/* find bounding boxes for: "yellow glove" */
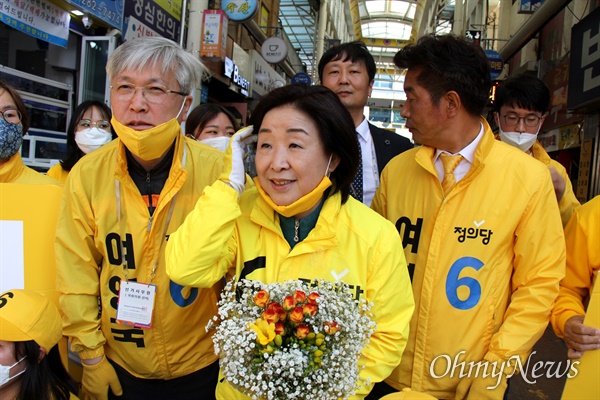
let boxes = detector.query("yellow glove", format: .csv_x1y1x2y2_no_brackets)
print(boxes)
220,126,257,196
81,356,123,400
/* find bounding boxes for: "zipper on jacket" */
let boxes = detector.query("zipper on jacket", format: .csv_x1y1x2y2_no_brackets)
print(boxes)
147,215,153,232
294,219,299,243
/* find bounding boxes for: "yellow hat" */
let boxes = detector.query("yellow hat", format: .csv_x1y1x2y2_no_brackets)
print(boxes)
0,289,62,353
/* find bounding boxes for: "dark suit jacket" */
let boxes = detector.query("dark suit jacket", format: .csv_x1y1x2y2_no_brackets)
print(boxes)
369,122,413,175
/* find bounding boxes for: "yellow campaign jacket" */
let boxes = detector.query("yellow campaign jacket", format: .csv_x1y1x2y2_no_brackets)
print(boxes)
166,180,415,399
0,152,60,184
530,141,580,227
46,163,69,183
551,195,600,337
372,120,565,400
55,134,225,379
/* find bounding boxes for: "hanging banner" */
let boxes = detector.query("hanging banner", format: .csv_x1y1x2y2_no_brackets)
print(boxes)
123,0,182,42
200,9,227,59
63,0,124,29
0,0,70,47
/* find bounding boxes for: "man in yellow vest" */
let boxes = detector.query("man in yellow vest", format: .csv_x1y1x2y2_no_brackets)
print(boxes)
371,34,565,400
493,73,580,227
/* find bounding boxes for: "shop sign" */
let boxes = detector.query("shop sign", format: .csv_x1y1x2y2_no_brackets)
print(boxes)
518,0,544,14
63,0,124,29
123,0,182,42
221,0,258,22
261,36,287,64
250,50,286,96
484,50,503,80
575,138,594,202
558,123,581,150
543,56,583,131
538,129,559,153
224,57,250,96
568,6,600,113
291,72,311,85
124,15,160,40
200,9,227,59
0,0,70,47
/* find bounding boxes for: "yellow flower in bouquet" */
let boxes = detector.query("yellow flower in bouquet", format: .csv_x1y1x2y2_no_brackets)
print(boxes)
250,319,276,346
207,279,377,400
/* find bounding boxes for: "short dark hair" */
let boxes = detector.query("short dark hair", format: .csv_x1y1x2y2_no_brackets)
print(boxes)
61,100,113,171
394,34,491,117
318,41,376,83
493,73,550,114
0,80,30,135
185,103,239,137
250,84,359,204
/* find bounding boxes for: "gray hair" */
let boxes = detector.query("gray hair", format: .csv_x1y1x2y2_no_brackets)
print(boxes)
106,37,208,93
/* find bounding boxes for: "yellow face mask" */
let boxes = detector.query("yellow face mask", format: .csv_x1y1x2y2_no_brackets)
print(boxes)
254,176,332,218
111,104,184,161
253,153,335,218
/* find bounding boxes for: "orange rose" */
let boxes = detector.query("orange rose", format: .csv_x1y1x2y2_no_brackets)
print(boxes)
261,308,278,324
303,302,318,317
295,324,310,339
308,292,320,304
294,290,307,304
266,302,286,322
274,322,285,335
283,295,296,311
289,306,304,323
253,290,270,308
324,321,341,335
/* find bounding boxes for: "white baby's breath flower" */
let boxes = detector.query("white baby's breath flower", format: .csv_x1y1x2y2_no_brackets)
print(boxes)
207,278,375,400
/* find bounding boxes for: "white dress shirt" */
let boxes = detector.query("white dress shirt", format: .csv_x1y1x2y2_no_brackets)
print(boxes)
356,118,379,206
434,123,484,183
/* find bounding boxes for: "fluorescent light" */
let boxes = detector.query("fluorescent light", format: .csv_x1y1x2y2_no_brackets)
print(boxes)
71,10,84,16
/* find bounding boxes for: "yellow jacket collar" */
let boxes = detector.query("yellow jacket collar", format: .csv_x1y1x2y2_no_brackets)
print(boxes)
0,152,25,183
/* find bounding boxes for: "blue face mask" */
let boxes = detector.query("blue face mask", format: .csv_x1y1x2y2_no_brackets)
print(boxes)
0,119,23,159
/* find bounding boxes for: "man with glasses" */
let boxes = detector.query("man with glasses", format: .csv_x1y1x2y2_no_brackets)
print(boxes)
55,37,225,399
0,81,60,184
494,73,580,226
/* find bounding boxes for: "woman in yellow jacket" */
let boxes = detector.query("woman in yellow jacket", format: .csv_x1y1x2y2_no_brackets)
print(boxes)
0,81,60,185
46,100,114,183
166,84,414,399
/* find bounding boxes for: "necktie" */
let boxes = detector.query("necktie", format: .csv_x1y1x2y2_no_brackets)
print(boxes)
440,153,463,195
351,139,363,202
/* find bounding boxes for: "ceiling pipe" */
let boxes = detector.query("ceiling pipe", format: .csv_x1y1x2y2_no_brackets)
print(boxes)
498,0,571,62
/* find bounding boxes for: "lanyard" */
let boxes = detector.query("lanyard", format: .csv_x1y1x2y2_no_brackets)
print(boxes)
115,145,187,283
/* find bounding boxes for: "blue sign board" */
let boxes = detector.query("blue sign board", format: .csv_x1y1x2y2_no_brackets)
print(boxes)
485,50,503,80
64,0,124,29
291,72,312,85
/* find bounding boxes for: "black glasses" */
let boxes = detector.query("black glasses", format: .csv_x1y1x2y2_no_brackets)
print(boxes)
502,114,542,128
78,119,111,130
1,109,22,125
110,83,187,104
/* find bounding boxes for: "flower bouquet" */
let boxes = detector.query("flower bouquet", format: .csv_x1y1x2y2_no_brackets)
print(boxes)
207,279,377,400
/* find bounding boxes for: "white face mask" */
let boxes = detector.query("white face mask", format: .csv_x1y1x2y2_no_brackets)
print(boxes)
75,127,112,154
0,356,26,387
199,136,230,152
498,127,539,152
